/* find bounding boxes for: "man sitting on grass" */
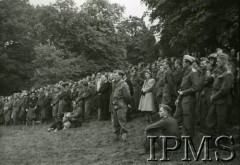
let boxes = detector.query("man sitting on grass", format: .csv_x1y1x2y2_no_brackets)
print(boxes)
62,101,82,129
47,101,82,132
141,104,180,154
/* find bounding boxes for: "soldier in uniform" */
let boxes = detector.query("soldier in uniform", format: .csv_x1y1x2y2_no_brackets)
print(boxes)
196,58,214,131
206,53,234,137
109,72,117,123
11,93,20,125
62,101,83,129
162,61,174,107
58,83,71,117
81,80,92,119
41,89,52,124
173,59,183,98
111,71,131,142
155,65,164,108
36,88,45,122
130,68,142,112
208,53,218,73
4,96,12,125
0,96,4,124
19,91,29,125
174,55,199,137
26,92,38,125
51,86,60,123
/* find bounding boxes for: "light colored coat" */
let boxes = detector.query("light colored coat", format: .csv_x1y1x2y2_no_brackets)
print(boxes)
138,78,156,112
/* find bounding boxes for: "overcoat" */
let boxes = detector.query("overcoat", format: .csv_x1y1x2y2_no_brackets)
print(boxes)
98,81,111,120
130,74,142,110
51,93,59,118
4,101,12,123
138,78,156,112
12,99,20,119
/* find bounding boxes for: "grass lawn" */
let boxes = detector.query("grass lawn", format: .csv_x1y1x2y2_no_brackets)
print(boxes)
0,116,239,165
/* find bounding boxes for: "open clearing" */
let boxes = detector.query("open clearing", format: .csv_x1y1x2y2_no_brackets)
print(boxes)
0,116,239,165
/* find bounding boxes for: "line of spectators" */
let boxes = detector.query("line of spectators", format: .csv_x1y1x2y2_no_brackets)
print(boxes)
0,48,239,140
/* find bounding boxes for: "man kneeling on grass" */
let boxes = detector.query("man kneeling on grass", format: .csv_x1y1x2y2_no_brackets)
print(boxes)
47,101,82,132
140,104,180,154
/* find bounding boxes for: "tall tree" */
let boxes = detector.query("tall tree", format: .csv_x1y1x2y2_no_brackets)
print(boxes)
0,0,36,95
142,0,239,56
118,16,157,64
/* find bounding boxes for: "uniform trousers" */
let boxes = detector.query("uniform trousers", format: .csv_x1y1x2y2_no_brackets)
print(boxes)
113,107,128,135
174,95,196,137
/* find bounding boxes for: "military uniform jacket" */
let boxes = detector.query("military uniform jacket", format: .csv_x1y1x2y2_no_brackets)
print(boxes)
12,99,20,112
211,69,233,105
82,86,92,100
178,67,199,99
173,68,183,96
130,74,142,87
51,93,59,107
112,80,131,109
162,69,174,94
156,71,164,96
70,106,82,120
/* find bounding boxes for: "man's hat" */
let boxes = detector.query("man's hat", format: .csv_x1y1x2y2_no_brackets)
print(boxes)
208,53,218,59
183,55,195,63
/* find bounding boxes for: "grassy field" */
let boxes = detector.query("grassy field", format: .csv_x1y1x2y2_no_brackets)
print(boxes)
0,115,239,165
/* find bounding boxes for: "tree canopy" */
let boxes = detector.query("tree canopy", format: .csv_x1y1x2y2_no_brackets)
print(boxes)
142,0,239,56
0,0,157,95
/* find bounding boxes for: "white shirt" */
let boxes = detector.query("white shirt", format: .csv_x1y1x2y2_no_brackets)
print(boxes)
96,79,102,91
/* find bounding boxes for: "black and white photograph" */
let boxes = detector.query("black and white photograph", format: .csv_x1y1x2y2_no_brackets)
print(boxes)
0,0,239,164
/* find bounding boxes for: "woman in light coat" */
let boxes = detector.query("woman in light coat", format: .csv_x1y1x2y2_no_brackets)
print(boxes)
139,70,156,122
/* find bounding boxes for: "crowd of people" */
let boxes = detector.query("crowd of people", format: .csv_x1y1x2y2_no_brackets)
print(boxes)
0,47,239,145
